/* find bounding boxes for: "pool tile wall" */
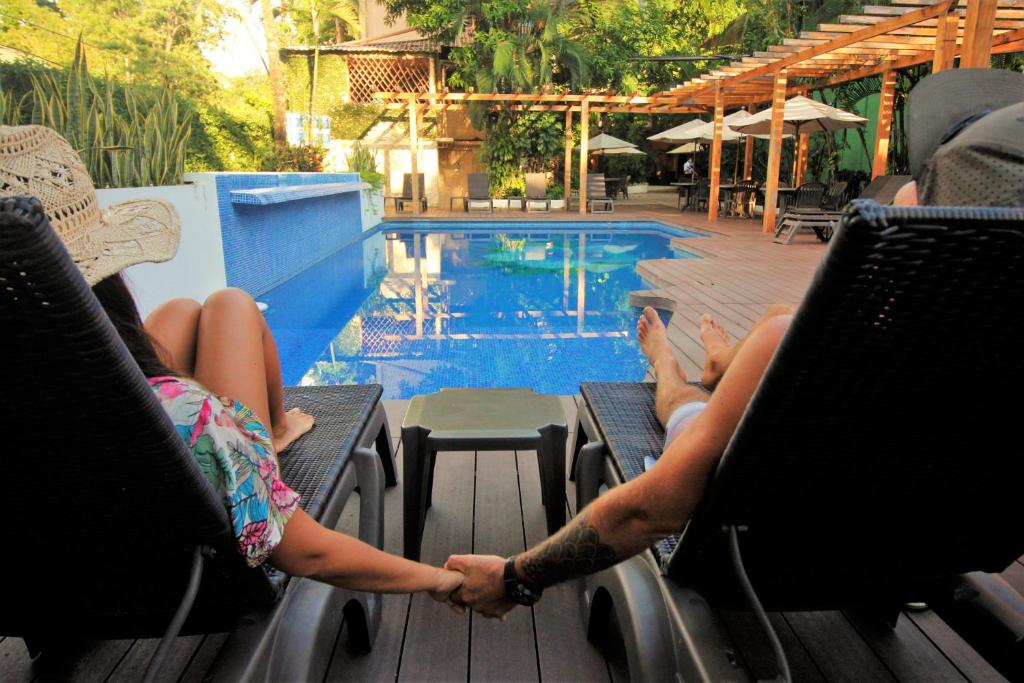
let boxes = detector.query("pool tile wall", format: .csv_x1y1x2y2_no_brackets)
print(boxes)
215,173,364,296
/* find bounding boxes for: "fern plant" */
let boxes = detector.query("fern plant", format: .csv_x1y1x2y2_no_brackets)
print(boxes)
346,142,384,191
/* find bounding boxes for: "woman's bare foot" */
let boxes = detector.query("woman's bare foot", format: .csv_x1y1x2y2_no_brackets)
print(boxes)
273,408,315,453
699,314,734,389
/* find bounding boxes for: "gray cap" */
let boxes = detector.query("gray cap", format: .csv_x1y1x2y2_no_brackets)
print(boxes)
908,69,1024,179
918,100,1024,207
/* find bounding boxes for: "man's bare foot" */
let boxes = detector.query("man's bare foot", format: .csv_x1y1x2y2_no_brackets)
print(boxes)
636,307,689,383
273,408,315,453
699,314,733,389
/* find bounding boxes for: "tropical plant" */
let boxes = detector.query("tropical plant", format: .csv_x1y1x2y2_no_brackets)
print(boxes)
346,142,384,191
258,0,290,147
26,40,192,187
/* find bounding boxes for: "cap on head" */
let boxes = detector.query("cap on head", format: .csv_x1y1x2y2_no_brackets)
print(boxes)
908,69,1024,180
918,100,1024,207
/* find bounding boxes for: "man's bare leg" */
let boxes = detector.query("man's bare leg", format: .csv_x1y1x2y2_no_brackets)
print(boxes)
636,307,708,427
700,304,795,389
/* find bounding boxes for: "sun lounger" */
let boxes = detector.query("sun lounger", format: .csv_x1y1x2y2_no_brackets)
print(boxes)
0,196,397,681
587,174,613,213
465,173,493,213
774,175,910,244
572,201,1024,681
524,173,551,212
394,173,427,212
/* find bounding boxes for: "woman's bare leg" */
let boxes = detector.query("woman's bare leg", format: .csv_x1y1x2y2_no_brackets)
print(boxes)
144,297,202,375
636,307,708,427
191,288,314,453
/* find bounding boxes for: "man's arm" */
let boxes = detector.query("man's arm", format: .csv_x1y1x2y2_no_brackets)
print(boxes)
447,314,790,619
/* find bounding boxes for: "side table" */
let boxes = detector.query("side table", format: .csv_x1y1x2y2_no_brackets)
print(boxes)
401,388,568,561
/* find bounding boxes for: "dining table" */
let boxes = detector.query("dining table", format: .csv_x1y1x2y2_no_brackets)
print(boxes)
603,177,626,199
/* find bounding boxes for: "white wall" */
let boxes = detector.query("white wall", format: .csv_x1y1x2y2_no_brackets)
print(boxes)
97,178,226,320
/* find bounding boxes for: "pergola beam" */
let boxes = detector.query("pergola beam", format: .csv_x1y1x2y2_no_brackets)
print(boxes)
708,84,725,221
763,70,788,233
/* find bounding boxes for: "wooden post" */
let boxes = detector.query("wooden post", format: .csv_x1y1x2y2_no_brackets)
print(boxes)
871,70,897,179
409,99,420,216
795,132,810,186
961,0,997,68
428,58,437,94
579,99,589,215
743,103,756,179
933,11,959,73
763,69,788,233
564,109,573,212
708,84,725,222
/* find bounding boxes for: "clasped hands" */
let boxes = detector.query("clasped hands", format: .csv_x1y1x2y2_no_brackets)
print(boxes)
427,554,518,621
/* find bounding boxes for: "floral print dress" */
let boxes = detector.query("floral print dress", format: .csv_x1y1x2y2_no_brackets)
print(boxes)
149,376,300,567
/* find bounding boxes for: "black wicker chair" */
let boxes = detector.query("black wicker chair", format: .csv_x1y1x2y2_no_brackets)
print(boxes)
774,177,911,245
0,196,397,682
395,173,427,212
572,202,1024,681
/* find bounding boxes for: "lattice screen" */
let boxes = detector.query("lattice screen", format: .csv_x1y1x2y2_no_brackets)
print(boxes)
347,55,431,103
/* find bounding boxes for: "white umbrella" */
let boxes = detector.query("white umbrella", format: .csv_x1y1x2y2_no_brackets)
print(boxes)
667,142,701,154
729,95,867,136
647,119,705,142
592,146,646,156
577,133,638,151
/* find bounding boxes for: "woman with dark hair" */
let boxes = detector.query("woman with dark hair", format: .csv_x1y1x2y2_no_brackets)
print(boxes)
2,125,462,601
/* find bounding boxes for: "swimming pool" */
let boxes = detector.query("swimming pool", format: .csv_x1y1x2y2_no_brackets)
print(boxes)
261,221,703,399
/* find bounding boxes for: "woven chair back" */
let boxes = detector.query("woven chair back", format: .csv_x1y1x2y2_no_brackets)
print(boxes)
401,173,426,199
792,182,826,209
0,196,277,638
670,202,1024,609
468,173,490,199
587,174,608,199
821,180,848,210
525,173,547,199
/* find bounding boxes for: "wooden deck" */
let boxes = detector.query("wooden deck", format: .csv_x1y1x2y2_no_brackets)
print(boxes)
1,192,1014,681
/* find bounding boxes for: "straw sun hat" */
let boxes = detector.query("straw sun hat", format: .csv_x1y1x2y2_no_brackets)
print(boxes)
0,125,181,286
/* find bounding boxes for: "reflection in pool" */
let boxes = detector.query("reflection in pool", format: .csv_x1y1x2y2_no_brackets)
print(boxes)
262,225,701,399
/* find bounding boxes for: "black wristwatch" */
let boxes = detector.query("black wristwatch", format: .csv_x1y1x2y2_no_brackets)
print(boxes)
504,556,543,606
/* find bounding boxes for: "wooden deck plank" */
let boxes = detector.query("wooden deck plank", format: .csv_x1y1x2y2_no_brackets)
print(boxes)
469,451,539,682
397,451,476,682
905,610,1007,682
32,639,133,683
719,610,827,682
844,611,968,682
176,633,230,683
327,436,410,682
105,635,205,683
517,450,611,683
783,611,898,683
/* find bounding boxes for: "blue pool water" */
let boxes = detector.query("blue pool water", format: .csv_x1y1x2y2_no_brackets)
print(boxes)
262,221,703,399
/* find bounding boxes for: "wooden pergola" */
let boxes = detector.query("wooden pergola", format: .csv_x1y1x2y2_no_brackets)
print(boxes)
375,0,1022,227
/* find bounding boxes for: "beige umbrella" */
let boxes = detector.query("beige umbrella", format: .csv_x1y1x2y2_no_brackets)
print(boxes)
729,95,867,136
647,119,706,142
667,142,701,154
576,133,638,151
592,146,646,156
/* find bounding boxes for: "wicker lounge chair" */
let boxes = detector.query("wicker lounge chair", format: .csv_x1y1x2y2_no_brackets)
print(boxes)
587,174,613,213
395,173,427,212
774,176,910,245
572,202,1024,682
524,173,551,212
0,196,398,682
465,173,493,213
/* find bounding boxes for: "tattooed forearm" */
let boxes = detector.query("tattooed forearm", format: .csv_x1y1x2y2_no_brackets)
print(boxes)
519,512,617,590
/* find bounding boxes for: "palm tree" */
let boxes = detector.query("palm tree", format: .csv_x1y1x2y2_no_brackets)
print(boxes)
258,0,289,148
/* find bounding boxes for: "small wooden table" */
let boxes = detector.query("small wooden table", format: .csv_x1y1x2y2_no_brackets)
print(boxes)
401,388,568,561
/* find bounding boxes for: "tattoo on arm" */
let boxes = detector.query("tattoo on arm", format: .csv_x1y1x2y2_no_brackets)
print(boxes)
519,512,617,590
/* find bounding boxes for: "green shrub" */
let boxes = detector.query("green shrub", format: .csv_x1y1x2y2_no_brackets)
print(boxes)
329,102,387,139
346,142,385,191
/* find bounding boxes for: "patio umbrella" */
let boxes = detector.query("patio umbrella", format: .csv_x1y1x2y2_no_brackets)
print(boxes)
647,119,705,142
576,133,638,152
592,147,646,155
729,95,867,136
667,142,701,154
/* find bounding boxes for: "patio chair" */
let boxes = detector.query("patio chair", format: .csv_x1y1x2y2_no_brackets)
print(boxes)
725,179,760,217
0,196,398,682
587,174,614,213
774,176,909,244
396,173,427,213
691,178,711,212
572,201,1024,682
524,173,551,212
465,173,493,213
